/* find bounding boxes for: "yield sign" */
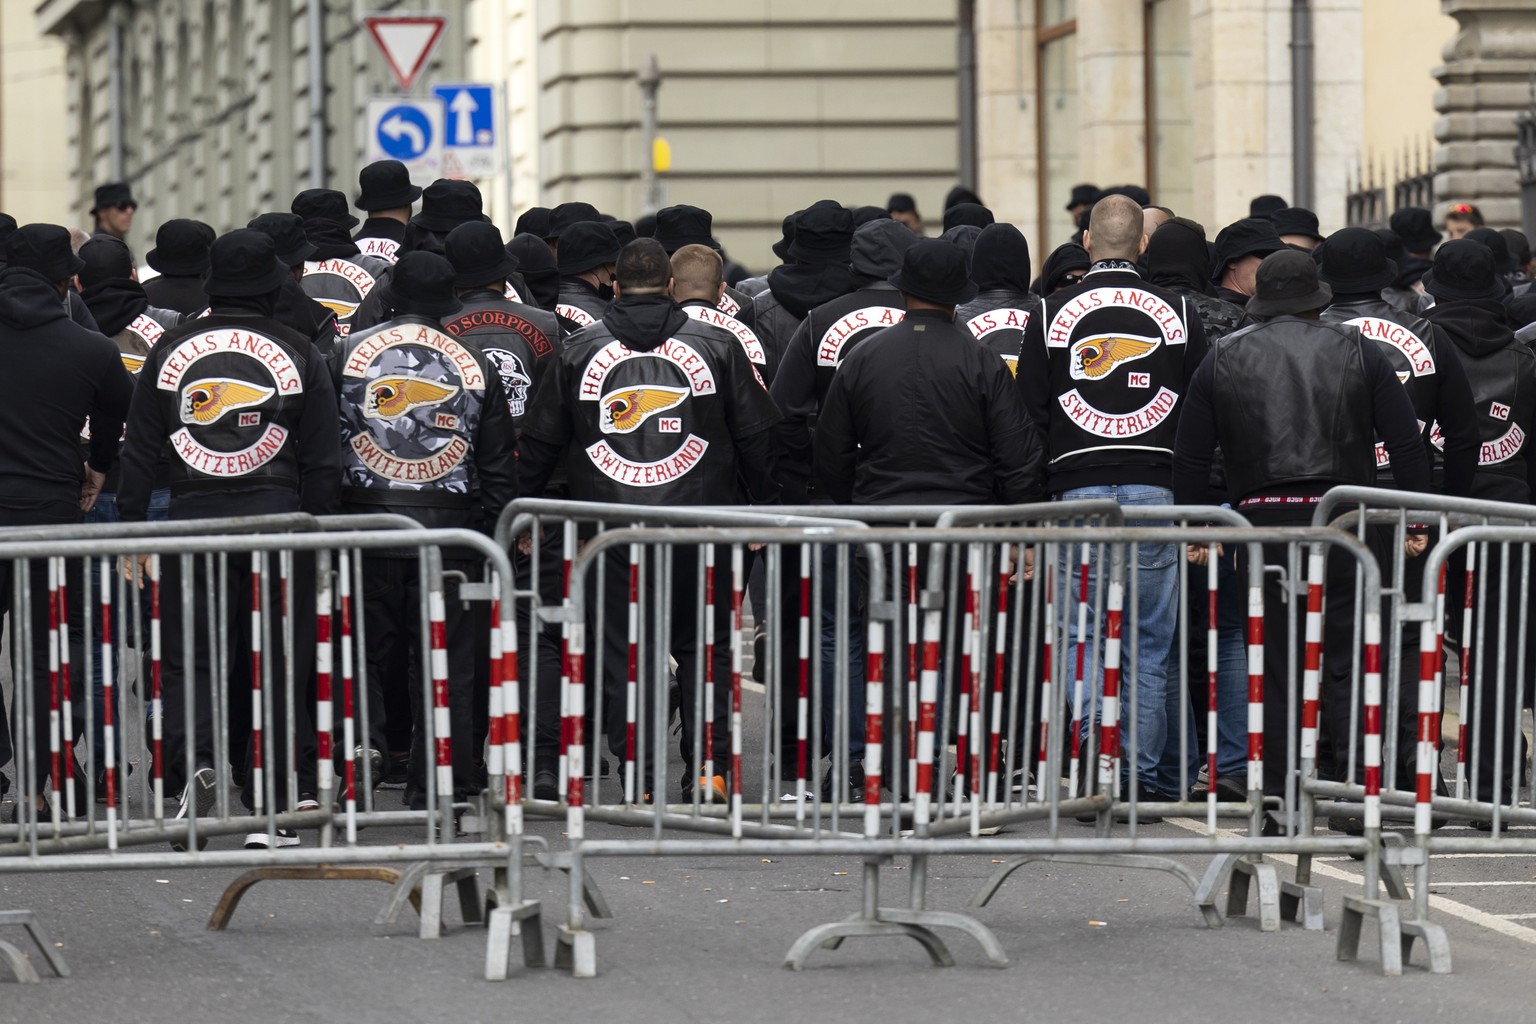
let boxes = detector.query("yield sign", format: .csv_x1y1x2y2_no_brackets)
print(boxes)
364,12,447,91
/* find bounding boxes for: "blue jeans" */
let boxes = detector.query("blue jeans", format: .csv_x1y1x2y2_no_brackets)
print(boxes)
87,489,169,766
1055,485,1177,793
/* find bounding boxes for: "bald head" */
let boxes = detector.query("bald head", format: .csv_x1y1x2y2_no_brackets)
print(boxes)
1084,194,1148,261
669,243,725,304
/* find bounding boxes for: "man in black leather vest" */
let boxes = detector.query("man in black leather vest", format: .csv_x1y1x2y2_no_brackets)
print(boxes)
1173,250,1431,818
352,159,420,264
554,221,620,334
956,222,1036,376
119,230,342,850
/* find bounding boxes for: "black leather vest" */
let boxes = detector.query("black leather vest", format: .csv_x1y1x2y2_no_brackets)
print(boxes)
441,293,556,428
301,254,392,339
1434,340,1535,492
1321,297,1440,475
1212,317,1375,499
957,290,1037,376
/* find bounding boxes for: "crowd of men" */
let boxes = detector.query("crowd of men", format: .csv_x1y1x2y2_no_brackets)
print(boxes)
3,163,1534,846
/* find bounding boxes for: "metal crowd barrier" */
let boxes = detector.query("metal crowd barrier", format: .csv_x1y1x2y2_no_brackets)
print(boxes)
0,515,543,982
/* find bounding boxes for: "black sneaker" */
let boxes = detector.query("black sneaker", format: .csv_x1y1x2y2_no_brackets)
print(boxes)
820,764,868,804
243,828,299,849
533,770,560,802
171,767,218,852
752,628,767,684
352,746,385,793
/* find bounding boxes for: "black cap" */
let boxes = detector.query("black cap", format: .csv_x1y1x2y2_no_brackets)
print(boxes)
445,221,519,288
1245,249,1332,317
850,205,887,227
77,236,135,288
1101,184,1152,207
546,202,602,241
654,205,719,253
942,202,994,232
890,239,977,306
1465,227,1517,274
1500,229,1532,267
887,192,917,215
146,218,215,276
90,182,137,214
1211,218,1285,283
1066,184,1100,210
355,159,421,212
203,229,290,298
1316,227,1397,294
556,221,621,275
1270,206,1323,243
1423,239,1503,302
1248,194,1288,219
411,179,485,234
944,185,983,210
513,207,551,238
292,188,360,229
609,220,638,247
850,218,919,279
380,251,462,318
4,224,85,280
633,213,657,238
247,212,317,266
788,200,853,264
771,212,796,262
1389,207,1442,253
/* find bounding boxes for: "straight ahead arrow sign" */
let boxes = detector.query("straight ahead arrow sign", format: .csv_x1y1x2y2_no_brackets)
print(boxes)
448,89,478,146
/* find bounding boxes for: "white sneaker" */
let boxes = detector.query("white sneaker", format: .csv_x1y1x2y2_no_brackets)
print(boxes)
244,829,300,849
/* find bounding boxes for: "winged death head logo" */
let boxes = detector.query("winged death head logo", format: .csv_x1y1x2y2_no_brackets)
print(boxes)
1069,334,1159,379
121,352,146,375
180,378,275,425
364,376,460,420
316,297,361,319
600,385,689,434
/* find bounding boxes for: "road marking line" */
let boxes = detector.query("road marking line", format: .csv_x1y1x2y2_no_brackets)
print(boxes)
1167,817,1536,948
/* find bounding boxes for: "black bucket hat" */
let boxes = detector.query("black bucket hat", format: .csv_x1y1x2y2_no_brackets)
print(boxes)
850,218,919,279
77,236,135,288
1245,249,1332,317
1248,194,1288,219
1389,207,1442,253
556,221,621,275
546,202,602,241
1465,227,1518,274
609,220,638,247
202,230,290,298
770,212,796,262
411,179,486,233
146,218,216,276
788,200,853,264
292,188,360,229
1211,218,1285,283
1065,184,1100,210
355,159,421,212
90,182,137,215
5,224,85,280
380,251,462,318
247,212,317,266
1271,206,1324,243
889,238,977,306
942,202,994,232
445,221,519,288
514,207,552,239
654,205,719,253
1422,239,1504,302
1317,227,1396,294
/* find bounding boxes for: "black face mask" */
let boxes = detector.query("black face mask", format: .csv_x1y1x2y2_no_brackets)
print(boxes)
595,270,615,302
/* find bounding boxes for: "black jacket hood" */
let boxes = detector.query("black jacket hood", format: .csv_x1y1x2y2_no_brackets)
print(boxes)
970,223,1031,293
603,294,688,352
766,263,860,320
80,277,150,337
1035,243,1092,296
1145,220,1212,295
0,267,70,330
302,217,362,260
507,233,559,312
1425,296,1515,359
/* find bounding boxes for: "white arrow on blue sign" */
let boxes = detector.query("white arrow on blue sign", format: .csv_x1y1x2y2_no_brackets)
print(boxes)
365,97,444,179
432,83,500,177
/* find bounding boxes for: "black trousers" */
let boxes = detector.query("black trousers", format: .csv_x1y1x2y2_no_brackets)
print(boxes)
160,550,317,811
1456,543,1536,803
0,505,86,790
535,544,733,792
360,556,479,802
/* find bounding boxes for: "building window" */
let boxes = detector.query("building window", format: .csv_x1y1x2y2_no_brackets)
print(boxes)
1036,0,1078,249
1145,0,1193,221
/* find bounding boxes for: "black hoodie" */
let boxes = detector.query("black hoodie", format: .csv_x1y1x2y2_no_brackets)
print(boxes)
1033,243,1090,296
1146,221,1250,343
1424,296,1536,502
507,233,559,313
957,224,1038,375
301,217,363,261
518,294,780,505
79,277,151,338
0,267,134,515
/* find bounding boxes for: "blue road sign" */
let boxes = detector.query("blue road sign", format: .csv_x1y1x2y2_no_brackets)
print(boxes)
433,84,495,148
374,102,436,161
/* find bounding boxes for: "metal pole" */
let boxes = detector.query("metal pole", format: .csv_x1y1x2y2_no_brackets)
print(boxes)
638,54,661,216
1289,0,1315,210
107,1,127,182
307,0,327,189
957,0,978,190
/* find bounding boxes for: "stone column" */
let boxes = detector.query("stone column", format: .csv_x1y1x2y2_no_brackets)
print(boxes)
1075,0,1146,189
975,0,1039,248
1434,0,1536,228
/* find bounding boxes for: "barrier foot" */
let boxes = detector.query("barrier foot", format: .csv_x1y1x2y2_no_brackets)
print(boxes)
1400,918,1453,974
0,910,69,978
1338,895,1405,976
483,898,546,980
1224,857,1282,932
531,849,614,920
978,853,1223,929
1378,833,1411,900
208,866,419,931
418,868,483,939
554,925,597,978
1278,880,1325,931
